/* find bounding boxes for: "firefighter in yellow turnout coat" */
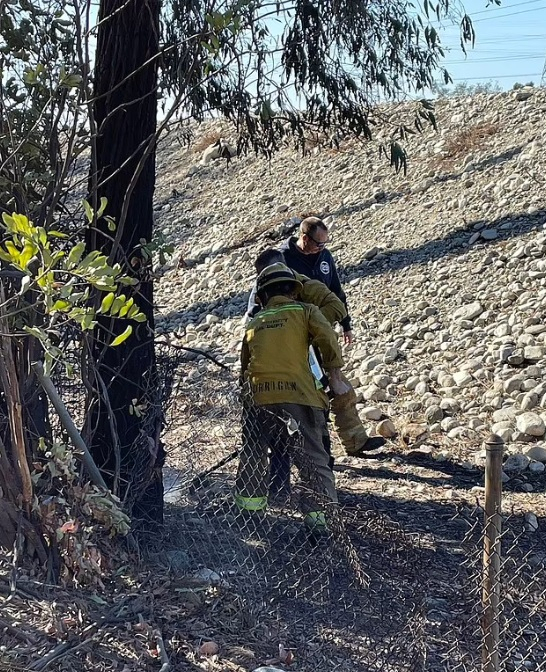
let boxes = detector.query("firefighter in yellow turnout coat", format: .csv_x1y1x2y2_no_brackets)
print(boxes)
236,263,348,533
247,248,385,456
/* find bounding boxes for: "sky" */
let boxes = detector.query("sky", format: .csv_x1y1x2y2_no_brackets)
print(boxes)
430,0,546,89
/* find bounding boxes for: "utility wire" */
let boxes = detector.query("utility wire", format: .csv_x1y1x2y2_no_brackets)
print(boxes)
473,6,546,23
445,55,544,63
471,0,546,17
422,4,546,26
450,72,540,81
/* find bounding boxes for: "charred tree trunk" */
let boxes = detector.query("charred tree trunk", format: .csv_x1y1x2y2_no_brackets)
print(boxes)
88,0,163,525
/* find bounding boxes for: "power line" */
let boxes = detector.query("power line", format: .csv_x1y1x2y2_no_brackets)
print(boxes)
445,55,544,64
450,72,540,81
422,3,546,27
472,6,546,23
471,0,546,17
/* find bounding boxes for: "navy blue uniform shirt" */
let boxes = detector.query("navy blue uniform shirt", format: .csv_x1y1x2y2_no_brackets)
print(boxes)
279,236,351,332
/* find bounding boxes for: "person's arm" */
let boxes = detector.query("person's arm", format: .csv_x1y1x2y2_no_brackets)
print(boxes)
299,278,347,325
307,305,351,394
327,253,352,333
327,253,353,342
306,304,344,370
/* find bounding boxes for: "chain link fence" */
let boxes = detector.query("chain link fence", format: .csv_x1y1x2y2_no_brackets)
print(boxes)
440,509,546,672
156,343,546,672
35,340,546,670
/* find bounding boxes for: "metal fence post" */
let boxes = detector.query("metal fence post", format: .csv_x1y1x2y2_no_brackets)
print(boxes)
482,433,503,672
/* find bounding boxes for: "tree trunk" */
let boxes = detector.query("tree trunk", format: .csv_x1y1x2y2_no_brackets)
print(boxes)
88,0,163,525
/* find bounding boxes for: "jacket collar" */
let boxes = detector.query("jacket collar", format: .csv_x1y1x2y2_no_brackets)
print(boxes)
287,236,323,264
264,295,299,308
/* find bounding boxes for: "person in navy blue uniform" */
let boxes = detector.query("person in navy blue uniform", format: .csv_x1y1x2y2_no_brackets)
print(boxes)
279,217,353,345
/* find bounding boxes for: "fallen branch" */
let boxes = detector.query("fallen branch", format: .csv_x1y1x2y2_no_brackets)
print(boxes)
155,338,229,370
30,601,135,672
31,634,100,672
31,361,108,491
0,617,40,645
190,448,239,488
154,630,172,672
30,641,72,671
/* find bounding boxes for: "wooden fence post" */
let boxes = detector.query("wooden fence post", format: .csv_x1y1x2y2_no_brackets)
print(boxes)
482,433,503,672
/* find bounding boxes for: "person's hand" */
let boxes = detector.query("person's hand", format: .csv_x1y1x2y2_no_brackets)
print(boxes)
329,377,351,396
328,368,351,396
343,330,354,345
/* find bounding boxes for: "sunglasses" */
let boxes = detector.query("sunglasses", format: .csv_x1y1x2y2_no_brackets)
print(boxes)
305,232,327,249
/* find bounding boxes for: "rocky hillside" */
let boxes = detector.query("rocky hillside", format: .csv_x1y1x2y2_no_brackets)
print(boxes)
154,86,546,486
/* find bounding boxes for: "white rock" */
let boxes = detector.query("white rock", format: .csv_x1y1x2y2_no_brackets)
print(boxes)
453,302,483,321
492,408,516,423
383,347,399,364
361,406,383,421
363,385,387,402
425,405,443,423
440,398,460,415
376,419,397,438
516,412,546,437
453,371,473,387
405,376,420,391
362,356,383,372
524,345,544,362
504,377,523,394
514,87,534,102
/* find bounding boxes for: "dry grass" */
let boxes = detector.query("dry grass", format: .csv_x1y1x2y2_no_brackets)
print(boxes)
435,122,499,168
193,130,223,153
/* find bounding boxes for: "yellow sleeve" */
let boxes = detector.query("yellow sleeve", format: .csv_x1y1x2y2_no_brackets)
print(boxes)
306,304,344,369
299,278,347,325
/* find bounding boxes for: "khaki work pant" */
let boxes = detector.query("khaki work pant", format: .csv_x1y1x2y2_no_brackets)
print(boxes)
235,403,337,514
330,374,370,454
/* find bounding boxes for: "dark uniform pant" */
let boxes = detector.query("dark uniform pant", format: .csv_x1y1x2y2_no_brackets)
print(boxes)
235,403,337,515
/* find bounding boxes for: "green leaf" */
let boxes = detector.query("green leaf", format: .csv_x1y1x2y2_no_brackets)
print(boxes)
83,199,94,223
118,297,134,317
97,196,108,218
24,325,48,340
111,326,132,347
110,295,126,315
100,292,115,313
118,276,138,286
67,241,86,269
52,299,71,312
82,313,96,330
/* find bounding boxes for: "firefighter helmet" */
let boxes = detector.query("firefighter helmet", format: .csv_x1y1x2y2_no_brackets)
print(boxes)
256,262,303,294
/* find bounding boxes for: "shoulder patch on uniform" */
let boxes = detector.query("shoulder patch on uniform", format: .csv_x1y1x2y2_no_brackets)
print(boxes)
320,260,330,275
